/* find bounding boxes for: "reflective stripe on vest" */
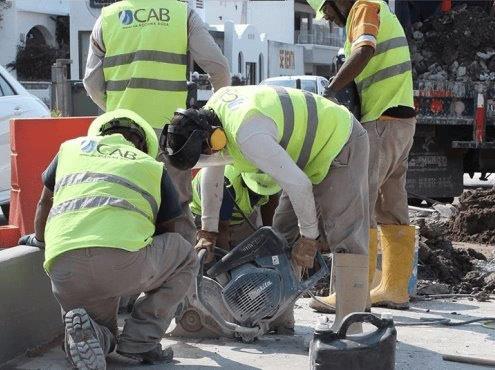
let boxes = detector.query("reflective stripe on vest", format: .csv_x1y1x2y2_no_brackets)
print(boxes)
270,87,319,169
344,0,414,122
205,86,352,184
49,195,150,221
101,0,188,128
54,171,159,218
103,50,188,68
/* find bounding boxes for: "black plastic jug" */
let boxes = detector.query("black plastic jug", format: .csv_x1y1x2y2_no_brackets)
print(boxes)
310,313,397,370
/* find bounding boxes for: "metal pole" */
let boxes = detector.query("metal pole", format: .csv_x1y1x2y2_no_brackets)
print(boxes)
51,59,72,116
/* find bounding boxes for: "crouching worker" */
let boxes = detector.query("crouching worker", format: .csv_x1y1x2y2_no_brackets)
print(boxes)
190,165,280,252
161,85,370,333
19,109,197,370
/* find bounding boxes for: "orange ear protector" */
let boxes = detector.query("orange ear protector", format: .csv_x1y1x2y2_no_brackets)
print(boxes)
174,108,227,151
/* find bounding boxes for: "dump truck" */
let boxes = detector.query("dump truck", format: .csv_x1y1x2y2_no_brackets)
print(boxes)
406,80,495,203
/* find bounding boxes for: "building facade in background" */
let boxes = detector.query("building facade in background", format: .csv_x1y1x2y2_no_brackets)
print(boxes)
0,0,69,76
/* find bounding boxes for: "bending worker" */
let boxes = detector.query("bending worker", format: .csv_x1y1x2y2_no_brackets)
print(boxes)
308,0,416,310
19,110,197,370
191,166,280,252
83,0,231,244
161,85,370,333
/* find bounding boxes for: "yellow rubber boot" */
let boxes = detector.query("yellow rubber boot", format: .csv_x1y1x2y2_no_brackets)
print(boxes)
370,225,415,309
309,229,378,313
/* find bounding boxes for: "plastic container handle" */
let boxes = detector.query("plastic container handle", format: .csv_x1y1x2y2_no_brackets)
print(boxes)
337,313,390,338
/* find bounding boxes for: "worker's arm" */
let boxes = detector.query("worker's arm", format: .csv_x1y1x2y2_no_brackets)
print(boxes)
188,9,231,90
200,165,226,233
327,0,379,96
155,170,183,235
237,117,319,239
83,16,106,110
34,186,53,242
327,46,374,96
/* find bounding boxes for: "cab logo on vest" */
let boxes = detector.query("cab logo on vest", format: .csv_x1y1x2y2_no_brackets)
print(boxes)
118,8,171,28
119,10,134,26
96,144,138,160
80,139,97,153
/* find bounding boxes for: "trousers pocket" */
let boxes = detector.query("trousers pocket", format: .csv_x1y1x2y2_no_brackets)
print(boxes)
331,144,350,168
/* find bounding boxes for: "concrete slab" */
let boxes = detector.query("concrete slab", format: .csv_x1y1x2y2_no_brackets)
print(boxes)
3,298,494,369
0,246,63,365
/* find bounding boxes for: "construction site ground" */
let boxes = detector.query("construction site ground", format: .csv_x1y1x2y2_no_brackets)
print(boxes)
2,296,494,370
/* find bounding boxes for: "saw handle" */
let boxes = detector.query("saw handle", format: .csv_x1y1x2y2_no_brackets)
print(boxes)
297,251,329,294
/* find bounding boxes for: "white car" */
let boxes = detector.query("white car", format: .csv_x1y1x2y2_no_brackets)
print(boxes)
0,65,50,217
260,75,329,96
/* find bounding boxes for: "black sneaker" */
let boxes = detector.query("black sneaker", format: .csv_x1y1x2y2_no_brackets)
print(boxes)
117,344,174,364
65,308,106,370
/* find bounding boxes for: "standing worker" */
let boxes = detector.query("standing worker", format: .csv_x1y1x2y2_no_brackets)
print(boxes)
307,0,416,310
161,85,370,333
83,0,231,244
18,110,197,370
191,166,280,252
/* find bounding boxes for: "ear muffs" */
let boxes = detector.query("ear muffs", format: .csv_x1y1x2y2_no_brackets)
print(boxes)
209,127,227,151
174,108,227,151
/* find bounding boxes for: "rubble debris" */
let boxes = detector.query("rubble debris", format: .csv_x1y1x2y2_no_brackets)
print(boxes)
409,4,495,82
449,188,495,244
411,208,493,295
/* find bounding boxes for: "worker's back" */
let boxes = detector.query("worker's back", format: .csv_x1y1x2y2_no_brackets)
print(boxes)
101,0,188,129
44,133,163,271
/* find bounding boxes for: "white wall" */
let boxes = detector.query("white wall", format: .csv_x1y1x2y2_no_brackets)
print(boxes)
223,21,267,83
69,1,100,79
15,0,68,16
206,0,294,44
0,0,67,74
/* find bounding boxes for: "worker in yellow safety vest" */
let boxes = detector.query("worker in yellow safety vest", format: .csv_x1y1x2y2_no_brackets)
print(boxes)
83,0,231,245
19,110,197,369
161,85,371,334
190,166,280,251
307,0,417,311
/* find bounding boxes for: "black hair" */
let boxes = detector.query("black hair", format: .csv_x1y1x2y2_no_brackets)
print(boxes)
102,126,148,153
198,107,222,128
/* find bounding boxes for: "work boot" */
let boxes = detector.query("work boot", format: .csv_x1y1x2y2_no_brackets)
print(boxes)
370,225,415,310
309,229,378,313
268,304,295,335
117,344,174,365
64,308,106,370
330,253,369,334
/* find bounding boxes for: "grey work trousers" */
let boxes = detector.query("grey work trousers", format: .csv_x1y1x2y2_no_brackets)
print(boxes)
48,233,198,354
362,118,416,228
273,118,370,255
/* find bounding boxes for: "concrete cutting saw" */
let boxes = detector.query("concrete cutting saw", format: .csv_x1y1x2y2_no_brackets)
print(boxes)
172,227,329,342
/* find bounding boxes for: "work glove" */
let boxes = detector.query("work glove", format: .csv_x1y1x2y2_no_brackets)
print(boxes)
195,230,217,264
291,236,321,269
18,233,45,249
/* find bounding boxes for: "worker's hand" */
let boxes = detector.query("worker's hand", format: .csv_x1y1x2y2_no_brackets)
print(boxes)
195,230,217,264
291,236,321,269
324,86,338,104
18,233,45,249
